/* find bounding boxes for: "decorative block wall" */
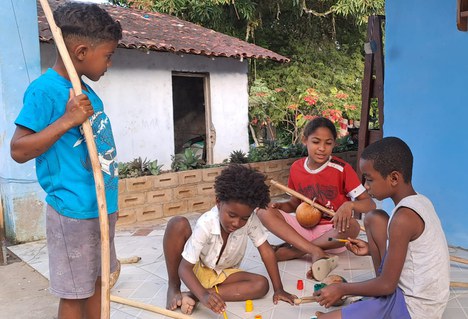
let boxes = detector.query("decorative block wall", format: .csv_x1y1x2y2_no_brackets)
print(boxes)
117,153,357,226
117,159,294,226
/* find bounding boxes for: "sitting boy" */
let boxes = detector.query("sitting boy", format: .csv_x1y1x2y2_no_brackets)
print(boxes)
163,164,297,315
313,137,450,319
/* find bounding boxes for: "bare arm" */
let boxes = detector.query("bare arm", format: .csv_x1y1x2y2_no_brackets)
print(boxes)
10,89,93,163
271,196,301,213
332,191,376,232
316,207,424,307
257,241,296,304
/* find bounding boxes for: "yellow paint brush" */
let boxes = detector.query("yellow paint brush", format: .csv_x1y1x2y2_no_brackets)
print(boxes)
328,237,349,243
215,285,228,319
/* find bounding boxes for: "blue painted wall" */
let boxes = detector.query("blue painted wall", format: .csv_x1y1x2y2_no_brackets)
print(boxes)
385,0,468,246
0,0,46,242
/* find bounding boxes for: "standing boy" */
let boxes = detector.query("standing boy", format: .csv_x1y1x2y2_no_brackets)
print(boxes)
10,3,122,319
313,137,450,319
164,164,297,315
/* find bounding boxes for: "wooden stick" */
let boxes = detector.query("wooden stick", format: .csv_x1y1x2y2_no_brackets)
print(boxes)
38,1,111,318
110,295,193,319
451,281,468,288
270,180,365,232
294,296,317,304
119,256,141,264
450,255,468,265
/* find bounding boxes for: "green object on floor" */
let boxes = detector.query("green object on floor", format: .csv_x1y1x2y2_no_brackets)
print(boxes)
314,283,327,291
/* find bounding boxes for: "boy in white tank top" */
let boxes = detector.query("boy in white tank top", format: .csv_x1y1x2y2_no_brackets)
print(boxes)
312,137,450,319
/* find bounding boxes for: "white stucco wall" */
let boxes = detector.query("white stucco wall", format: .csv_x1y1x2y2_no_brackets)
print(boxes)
41,44,250,168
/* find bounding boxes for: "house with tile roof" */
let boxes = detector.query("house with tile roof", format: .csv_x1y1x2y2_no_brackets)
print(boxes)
38,0,289,167
0,0,288,243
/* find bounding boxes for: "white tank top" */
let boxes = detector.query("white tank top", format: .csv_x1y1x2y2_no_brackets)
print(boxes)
388,194,450,319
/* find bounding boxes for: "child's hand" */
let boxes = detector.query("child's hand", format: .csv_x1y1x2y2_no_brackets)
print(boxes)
272,288,297,305
313,284,343,308
345,237,369,256
200,290,226,314
62,88,94,128
331,201,354,233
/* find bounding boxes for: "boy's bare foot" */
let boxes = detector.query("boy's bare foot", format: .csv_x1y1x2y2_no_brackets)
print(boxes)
166,287,182,310
180,293,196,315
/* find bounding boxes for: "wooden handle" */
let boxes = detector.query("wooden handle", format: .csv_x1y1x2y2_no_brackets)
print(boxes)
450,255,468,265
110,295,193,319
294,296,317,304
270,180,365,232
38,1,111,318
119,256,142,264
451,281,468,288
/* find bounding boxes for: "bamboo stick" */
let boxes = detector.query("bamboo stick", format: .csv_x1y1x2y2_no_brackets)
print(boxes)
38,1,111,318
294,296,317,305
451,281,468,288
110,295,193,319
120,256,141,264
270,180,365,232
450,255,468,265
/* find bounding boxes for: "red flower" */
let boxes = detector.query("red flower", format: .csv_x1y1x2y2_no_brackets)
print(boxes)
304,96,317,105
335,93,349,99
288,104,299,110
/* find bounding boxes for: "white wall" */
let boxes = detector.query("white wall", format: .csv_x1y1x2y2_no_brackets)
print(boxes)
41,44,250,168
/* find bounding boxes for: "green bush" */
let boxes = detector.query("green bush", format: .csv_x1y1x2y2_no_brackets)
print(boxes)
118,157,163,178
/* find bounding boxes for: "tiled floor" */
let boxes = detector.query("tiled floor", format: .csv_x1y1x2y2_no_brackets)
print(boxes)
9,212,468,319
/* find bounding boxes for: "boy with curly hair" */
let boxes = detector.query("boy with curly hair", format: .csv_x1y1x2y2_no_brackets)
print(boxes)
163,164,297,315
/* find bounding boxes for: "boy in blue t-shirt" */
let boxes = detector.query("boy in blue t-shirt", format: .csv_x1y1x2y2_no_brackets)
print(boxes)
10,3,122,318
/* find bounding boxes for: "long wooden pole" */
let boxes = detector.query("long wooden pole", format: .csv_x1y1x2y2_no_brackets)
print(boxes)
110,295,193,319
450,255,468,265
38,1,111,318
270,180,365,232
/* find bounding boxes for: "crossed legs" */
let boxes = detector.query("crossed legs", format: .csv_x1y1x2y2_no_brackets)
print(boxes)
163,216,270,315
256,206,360,262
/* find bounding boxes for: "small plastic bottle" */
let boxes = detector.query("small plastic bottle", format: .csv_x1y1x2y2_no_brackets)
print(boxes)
245,299,253,312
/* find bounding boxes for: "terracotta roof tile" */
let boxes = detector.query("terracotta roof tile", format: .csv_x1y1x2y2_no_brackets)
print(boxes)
37,0,290,63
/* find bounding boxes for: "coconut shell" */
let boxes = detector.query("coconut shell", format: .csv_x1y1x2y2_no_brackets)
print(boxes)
296,202,322,228
322,274,347,285
321,275,348,306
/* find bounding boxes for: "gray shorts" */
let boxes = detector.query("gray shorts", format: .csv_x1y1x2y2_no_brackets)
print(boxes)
46,205,118,299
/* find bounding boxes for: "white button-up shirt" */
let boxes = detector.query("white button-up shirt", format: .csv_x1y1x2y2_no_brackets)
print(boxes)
182,206,268,274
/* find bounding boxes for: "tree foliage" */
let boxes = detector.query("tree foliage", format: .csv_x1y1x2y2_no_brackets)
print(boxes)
109,0,384,144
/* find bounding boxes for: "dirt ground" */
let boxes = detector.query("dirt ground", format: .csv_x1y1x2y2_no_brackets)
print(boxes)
0,249,58,319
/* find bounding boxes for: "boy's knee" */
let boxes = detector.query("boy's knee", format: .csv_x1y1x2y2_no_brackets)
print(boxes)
256,206,278,221
344,218,360,238
255,276,269,296
256,208,268,220
166,216,191,235
363,209,389,229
